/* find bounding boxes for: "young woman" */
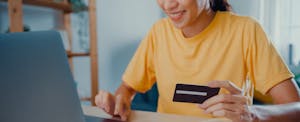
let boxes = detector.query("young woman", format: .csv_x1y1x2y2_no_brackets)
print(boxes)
95,0,300,121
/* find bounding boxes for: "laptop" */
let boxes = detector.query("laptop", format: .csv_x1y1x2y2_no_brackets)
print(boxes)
0,31,122,122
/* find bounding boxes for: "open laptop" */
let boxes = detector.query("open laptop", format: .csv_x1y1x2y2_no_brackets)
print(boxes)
0,31,122,122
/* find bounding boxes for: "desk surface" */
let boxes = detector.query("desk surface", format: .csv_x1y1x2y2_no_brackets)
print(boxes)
82,106,231,122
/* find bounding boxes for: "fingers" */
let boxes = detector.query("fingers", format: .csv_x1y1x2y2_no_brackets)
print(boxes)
95,90,115,115
205,105,252,122
202,103,246,114
199,94,248,109
95,91,131,121
208,80,241,95
114,95,131,121
103,92,113,112
198,81,253,121
199,102,249,122
95,90,105,109
211,109,237,119
203,103,234,114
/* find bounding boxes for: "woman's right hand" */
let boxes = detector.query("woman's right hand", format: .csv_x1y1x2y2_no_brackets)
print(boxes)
95,90,132,121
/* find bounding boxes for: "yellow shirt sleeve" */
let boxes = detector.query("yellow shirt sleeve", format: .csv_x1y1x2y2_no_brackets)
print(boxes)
247,22,294,95
122,27,156,93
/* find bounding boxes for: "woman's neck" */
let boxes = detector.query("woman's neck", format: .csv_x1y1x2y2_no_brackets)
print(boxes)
182,11,216,38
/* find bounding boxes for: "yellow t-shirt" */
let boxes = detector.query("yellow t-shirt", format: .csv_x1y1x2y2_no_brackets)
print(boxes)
122,11,294,118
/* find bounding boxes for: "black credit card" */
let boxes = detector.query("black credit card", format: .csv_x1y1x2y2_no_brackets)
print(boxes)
173,84,220,104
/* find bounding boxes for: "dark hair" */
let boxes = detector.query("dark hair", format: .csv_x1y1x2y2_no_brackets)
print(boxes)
210,0,231,12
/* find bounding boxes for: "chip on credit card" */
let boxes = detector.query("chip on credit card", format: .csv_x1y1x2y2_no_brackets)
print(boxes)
173,84,220,104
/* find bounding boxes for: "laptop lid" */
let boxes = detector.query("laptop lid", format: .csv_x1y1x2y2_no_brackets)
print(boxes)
0,31,85,122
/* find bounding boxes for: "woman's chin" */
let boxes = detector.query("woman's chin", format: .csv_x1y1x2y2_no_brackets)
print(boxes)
172,21,186,30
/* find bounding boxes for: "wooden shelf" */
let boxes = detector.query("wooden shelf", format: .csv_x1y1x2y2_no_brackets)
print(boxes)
23,0,73,13
80,97,91,101
5,0,99,106
67,51,90,57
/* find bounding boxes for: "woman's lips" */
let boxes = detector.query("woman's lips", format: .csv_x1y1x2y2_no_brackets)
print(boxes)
168,10,185,22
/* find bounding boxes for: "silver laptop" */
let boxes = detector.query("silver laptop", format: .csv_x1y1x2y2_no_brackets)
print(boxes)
0,31,121,122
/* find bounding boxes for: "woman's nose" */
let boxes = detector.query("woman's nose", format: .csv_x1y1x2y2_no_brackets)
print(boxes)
163,0,179,11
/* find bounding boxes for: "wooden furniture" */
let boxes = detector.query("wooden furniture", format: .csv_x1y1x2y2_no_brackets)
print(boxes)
82,105,231,122
5,0,99,106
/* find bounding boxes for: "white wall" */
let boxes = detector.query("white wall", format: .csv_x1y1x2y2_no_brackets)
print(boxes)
68,0,163,97
229,0,261,20
95,0,161,93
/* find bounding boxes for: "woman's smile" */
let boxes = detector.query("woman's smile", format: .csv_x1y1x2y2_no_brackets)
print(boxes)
167,10,186,22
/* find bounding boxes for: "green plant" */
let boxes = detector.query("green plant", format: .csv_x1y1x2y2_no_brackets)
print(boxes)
69,0,88,12
295,74,300,87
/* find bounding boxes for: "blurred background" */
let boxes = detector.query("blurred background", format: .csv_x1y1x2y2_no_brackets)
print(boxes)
0,0,299,108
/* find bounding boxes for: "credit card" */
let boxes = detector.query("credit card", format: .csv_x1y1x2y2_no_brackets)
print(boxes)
173,84,220,104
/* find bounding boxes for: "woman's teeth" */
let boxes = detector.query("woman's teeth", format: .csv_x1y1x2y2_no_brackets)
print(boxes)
170,12,183,17
169,11,185,21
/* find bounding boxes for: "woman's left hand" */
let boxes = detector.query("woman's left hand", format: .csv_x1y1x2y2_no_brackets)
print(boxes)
198,80,256,122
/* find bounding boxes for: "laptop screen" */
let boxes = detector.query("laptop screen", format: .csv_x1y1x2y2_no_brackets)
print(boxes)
0,31,86,122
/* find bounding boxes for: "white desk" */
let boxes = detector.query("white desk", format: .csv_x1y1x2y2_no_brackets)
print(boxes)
82,106,231,122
